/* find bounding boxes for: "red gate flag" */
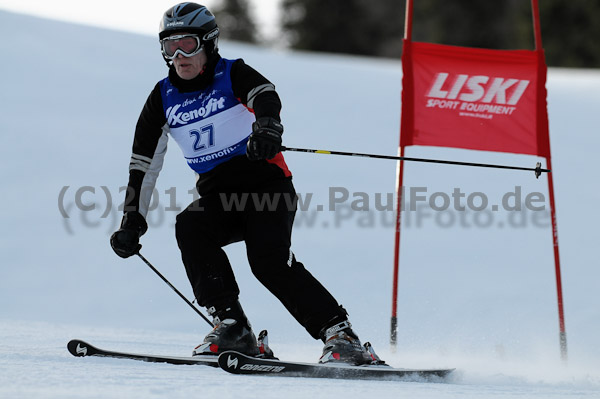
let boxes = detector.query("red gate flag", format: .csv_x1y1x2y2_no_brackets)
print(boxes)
400,41,550,158
393,0,567,361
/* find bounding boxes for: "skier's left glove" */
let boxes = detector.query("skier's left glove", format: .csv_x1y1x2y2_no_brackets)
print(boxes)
246,117,283,161
110,211,148,258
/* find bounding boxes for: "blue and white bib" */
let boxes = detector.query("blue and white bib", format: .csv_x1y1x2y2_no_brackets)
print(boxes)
159,58,255,174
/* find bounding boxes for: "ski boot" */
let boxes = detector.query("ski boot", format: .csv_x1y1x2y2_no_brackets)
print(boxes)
318,320,378,365
256,329,277,359
363,341,388,365
192,300,259,357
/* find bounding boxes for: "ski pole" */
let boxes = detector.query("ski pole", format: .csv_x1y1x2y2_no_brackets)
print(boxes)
136,251,214,328
281,146,550,178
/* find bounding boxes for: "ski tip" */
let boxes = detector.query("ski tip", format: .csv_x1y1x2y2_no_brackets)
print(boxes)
217,351,250,374
67,339,96,357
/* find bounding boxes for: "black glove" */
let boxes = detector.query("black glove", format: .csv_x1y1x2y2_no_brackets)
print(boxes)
246,117,284,161
110,211,148,258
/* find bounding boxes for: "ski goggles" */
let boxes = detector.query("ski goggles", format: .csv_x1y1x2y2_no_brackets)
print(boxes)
160,34,204,59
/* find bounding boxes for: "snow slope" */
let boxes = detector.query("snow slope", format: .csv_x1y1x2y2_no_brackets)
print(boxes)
1,9,599,399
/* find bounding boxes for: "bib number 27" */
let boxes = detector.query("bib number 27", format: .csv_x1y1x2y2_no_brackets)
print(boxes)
190,124,215,151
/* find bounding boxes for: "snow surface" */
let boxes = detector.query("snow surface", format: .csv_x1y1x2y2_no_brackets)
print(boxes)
1,9,600,399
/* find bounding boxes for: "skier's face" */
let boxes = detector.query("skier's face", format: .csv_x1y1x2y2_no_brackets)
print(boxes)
171,33,207,80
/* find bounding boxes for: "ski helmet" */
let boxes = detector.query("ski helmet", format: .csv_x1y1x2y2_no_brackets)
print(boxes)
159,3,219,57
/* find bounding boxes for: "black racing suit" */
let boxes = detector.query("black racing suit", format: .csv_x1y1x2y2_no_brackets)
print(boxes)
124,55,347,339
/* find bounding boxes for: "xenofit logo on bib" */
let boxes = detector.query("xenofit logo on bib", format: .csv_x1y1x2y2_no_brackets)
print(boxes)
166,97,227,126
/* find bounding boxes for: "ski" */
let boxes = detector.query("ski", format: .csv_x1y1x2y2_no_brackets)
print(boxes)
67,339,218,367
217,350,454,381
67,339,454,381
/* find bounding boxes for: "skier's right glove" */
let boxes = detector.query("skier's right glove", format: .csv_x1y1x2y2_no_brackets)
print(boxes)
246,117,284,161
110,211,148,258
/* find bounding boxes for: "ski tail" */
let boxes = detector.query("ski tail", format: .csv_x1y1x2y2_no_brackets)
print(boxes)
67,339,218,367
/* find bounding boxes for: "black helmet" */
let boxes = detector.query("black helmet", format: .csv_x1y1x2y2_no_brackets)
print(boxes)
159,3,219,55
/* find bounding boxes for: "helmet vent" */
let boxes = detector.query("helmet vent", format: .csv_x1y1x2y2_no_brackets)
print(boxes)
179,3,201,16
187,11,201,25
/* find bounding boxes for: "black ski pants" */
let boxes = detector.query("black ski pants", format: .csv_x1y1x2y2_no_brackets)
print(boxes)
175,178,346,339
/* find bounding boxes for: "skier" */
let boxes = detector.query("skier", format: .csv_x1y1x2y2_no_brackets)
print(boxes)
109,2,375,365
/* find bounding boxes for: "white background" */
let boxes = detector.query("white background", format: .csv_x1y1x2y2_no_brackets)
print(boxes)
1,7,599,399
